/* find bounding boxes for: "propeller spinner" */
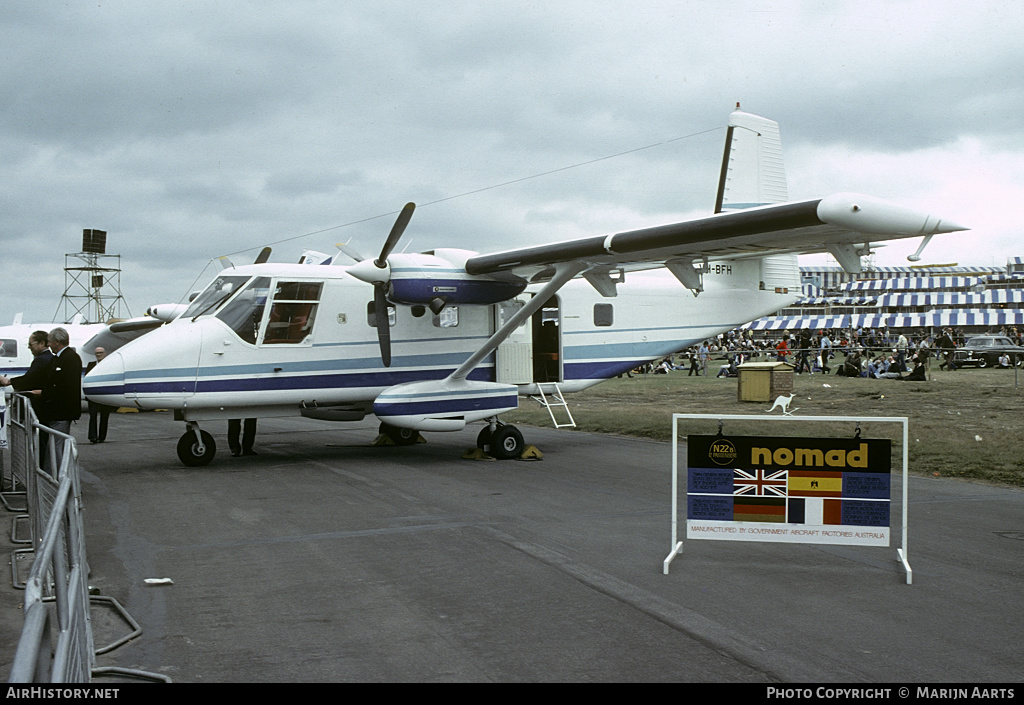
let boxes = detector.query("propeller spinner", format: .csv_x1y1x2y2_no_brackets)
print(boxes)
348,202,416,367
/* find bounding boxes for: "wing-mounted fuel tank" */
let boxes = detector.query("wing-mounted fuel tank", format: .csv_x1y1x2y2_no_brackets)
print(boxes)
349,248,527,307
373,378,519,432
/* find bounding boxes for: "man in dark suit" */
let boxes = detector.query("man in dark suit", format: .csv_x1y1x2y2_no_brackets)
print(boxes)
25,330,54,371
228,418,258,456
1,330,54,412
1,327,82,470
1,329,52,389
38,327,83,431
85,346,114,443
1,330,54,448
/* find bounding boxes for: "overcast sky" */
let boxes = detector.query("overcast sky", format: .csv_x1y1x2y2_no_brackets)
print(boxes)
3,1,1023,324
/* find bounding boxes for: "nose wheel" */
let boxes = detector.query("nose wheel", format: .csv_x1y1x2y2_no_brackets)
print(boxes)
177,425,216,466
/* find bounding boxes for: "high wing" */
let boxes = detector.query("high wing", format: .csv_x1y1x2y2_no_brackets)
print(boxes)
464,192,964,285
349,108,967,372
440,108,966,383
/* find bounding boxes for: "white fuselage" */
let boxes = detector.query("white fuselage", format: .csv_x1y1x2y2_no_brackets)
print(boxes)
83,257,800,422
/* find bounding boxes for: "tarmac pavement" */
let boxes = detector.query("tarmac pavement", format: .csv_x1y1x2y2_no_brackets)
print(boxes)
3,410,1023,683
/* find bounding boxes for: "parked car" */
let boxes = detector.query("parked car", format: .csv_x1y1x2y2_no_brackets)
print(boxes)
952,335,1024,368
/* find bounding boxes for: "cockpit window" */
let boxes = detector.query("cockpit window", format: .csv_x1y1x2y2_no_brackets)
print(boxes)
263,281,322,345
216,277,271,344
182,276,251,320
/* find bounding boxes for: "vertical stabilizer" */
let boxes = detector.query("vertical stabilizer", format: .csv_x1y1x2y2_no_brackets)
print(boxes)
714,106,788,213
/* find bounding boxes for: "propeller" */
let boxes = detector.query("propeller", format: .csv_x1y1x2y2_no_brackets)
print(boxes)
376,202,416,269
348,203,416,367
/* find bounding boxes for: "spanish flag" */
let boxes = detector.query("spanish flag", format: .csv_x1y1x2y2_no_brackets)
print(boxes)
788,470,843,497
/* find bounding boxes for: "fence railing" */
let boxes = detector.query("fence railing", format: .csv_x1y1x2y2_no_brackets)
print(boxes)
6,393,93,682
4,392,170,683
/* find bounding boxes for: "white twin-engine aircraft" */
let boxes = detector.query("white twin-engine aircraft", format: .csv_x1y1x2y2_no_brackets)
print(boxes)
83,108,966,466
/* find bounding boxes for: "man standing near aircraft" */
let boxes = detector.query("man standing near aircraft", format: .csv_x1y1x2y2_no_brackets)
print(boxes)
25,330,53,373
36,328,83,434
0,327,82,467
2,331,53,414
1,330,52,410
86,346,114,443
227,418,258,457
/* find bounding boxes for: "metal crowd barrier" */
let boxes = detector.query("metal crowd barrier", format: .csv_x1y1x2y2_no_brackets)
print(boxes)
5,393,169,683
7,393,93,682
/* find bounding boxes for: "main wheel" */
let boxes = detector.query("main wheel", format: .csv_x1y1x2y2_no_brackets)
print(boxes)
490,425,525,460
379,422,419,446
177,430,216,467
476,425,493,450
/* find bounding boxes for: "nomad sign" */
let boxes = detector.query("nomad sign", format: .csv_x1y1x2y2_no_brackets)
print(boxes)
686,435,892,546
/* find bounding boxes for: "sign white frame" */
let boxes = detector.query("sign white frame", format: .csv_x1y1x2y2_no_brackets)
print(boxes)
663,413,911,584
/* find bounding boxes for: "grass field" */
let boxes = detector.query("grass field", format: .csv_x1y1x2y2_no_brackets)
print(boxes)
505,363,1024,487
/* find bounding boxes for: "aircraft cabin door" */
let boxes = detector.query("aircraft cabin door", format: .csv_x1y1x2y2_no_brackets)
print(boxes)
494,297,532,384
531,295,562,383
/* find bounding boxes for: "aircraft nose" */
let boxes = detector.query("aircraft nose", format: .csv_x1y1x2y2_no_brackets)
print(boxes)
83,350,126,404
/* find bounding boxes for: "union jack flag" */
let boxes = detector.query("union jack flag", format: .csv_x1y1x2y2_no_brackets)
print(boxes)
733,468,788,497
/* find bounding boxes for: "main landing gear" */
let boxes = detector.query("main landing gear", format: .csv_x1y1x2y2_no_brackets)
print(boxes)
476,419,526,460
377,421,420,446
177,422,216,467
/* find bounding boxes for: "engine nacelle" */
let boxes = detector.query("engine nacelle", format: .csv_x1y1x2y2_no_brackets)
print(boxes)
351,251,527,307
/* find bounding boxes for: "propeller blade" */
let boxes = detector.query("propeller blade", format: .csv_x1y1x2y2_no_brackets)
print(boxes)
375,202,416,268
334,241,365,264
254,247,272,264
374,284,392,367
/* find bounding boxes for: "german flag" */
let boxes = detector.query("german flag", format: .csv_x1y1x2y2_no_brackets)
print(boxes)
733,496,786,523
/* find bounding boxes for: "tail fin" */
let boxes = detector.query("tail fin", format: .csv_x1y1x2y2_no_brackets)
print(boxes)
714,105,788,213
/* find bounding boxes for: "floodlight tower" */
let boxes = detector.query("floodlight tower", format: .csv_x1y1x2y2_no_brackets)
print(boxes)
56,229,132,324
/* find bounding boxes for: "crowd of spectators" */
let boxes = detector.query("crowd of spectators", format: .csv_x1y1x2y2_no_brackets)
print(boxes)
634,325,1023,381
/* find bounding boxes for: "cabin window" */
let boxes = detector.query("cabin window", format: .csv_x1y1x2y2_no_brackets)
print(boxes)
497,299,527,329
433,306,459,328
366,301,396,328
216,277,271,344
263,281,322,344
593,303,614,327
182,275,252,319
0,338,17,358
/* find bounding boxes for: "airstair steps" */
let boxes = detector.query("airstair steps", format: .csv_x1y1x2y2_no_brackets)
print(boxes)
532,383,576,428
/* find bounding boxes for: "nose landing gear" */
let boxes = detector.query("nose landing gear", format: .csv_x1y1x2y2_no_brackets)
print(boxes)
177,422,216,467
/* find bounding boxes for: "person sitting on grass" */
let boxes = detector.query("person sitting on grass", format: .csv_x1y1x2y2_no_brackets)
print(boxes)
716,356,738,378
